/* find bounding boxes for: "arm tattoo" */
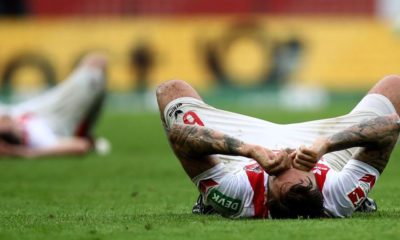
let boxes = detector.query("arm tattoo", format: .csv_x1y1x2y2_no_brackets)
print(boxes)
169,123,245,158
327,114,400,173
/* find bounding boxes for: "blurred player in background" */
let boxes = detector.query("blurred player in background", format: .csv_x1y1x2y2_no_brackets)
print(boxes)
156,75,400,219
0,52,109,158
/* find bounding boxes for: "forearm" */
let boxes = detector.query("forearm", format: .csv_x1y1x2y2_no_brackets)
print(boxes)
30,138,91,158
7,138,91,159
169,123,251,158
326,114,400,153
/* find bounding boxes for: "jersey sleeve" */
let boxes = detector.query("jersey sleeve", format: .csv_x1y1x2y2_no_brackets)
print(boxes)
322,159,380,218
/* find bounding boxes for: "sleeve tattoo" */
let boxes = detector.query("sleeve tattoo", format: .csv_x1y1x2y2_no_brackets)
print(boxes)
169,123,246,158
327,114,400,173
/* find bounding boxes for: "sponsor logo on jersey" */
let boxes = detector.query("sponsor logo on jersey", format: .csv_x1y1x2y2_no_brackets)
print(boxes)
207,189,242,214
174,110,183,119
347,186,366,208
168,103,183,118
346,174,376,209
313,163,330,192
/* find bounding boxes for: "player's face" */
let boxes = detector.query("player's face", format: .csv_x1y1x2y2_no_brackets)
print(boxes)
267,168,316,200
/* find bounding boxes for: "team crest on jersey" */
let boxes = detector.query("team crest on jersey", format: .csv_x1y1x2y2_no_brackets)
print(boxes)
346,174,376,209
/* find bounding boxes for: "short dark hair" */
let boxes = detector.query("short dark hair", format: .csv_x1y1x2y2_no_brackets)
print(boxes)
267,177,324,219
0,131,21,145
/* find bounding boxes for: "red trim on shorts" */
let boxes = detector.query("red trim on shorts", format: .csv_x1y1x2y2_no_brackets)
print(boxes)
75,118,89,137
244,163,269,218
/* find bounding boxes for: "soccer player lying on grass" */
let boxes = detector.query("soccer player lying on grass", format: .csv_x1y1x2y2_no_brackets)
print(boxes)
267,115,399,218
0,52,108,158
156,75,400,219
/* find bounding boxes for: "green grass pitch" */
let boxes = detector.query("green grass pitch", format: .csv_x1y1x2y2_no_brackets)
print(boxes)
0,103,399,240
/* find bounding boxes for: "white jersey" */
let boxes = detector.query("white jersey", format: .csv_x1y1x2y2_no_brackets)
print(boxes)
16,114,57,149
163,94,396,218
313,160,380,218
192,162,269,219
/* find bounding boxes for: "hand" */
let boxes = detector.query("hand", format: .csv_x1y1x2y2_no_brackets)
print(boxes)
293,138,329,171
0,140,32,158
248,145,292,176
0,140,14,156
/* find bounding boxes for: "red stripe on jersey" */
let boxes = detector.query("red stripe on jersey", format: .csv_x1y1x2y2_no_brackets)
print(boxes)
244,163,269,218
312,163,331,193
16,114,33,146
199,178,218,195
360,174,376,190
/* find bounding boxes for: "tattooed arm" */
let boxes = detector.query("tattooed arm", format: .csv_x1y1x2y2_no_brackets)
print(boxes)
294,114,400,173
169,123,291,175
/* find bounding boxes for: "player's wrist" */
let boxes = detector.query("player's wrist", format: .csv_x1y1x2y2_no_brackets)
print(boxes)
319,138,330,157
312,138,330,158
240,143,253,158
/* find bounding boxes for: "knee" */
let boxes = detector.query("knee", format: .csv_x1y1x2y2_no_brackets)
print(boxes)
381,74,400,84
80,52,108,70
156,79,188,99
156,79,185,112
369,74,400,95
156,79,201,114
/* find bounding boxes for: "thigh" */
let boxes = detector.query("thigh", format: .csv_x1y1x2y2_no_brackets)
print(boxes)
286,94,398,170
163,97,282,148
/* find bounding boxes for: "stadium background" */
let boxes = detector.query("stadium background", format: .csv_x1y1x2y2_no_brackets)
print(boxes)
2,0,400,108
1,1,400,240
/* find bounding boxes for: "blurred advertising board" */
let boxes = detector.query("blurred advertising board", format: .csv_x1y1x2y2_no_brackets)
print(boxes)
1,16,400,92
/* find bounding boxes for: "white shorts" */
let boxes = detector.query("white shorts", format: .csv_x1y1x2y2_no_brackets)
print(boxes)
164,93,397,171
10,66,105,137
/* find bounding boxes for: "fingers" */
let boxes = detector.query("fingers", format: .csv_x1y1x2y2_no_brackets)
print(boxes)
293,158,315,171
293,145,319,171
296,151,317,163
268,149,292,175
298,145,317,156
